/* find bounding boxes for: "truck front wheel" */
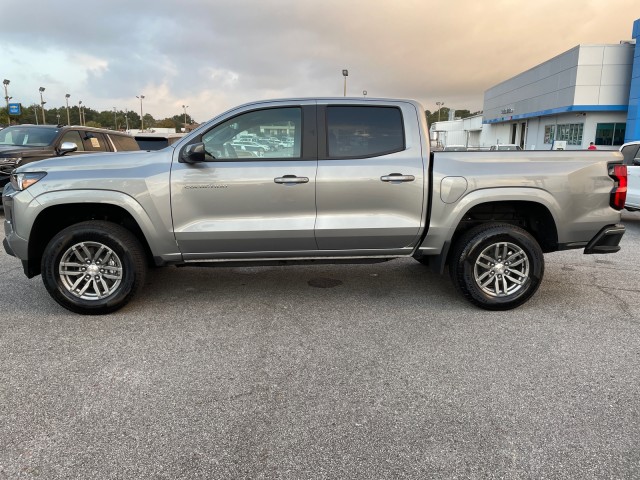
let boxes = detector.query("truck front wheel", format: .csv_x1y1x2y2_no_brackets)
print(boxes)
41,221,147,315
449,223,544,310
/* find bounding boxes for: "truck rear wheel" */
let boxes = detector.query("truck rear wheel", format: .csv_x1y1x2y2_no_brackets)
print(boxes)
449,223,544,310
41,221,147,315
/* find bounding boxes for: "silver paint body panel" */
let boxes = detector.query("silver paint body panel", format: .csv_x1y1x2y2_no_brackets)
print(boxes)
2,97,624,268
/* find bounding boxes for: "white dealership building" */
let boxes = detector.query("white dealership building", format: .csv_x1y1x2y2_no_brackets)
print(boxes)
432,18,640,150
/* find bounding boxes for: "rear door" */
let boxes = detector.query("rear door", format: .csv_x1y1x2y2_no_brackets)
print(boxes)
621,143,640,208
315,102,426,252
171,102,318,259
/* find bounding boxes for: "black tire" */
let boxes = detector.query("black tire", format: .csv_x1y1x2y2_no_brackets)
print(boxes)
449,223,544,310
41,221,147,315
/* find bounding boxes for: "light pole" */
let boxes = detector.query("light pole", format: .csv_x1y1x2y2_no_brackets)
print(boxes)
436,101,444,122
136,95,145,131
3,79,10,125
342,69,348,97
124,108,129,131
65,94,71,125
182,104,188,131
78,100,83,126
56,113,60,125
39,87,46,125
113,107,117,130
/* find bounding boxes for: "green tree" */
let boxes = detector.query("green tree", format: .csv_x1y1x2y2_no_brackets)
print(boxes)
156,118,177,129
142,113,156,129
425,108,482,127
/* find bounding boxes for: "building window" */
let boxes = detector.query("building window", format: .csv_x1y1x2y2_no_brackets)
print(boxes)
544,125,555,144
595,123,626,146
555,123,583,145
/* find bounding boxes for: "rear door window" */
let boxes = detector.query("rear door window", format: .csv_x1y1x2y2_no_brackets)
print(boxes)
81,131,110,152
326,106,404,159
110,134,140,151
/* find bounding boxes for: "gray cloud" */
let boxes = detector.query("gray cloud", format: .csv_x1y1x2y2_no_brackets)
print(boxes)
1,0,638,121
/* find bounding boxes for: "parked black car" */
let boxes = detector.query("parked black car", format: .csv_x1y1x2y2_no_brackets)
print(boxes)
133,132,185,150
0,125,140,190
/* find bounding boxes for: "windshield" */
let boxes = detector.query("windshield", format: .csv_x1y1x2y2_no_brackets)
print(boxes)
0,126,59,147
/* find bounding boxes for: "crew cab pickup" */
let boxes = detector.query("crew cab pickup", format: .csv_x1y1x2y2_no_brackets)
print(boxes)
2,98,627,314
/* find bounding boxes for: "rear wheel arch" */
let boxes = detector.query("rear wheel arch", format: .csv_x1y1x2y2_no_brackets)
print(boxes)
448,200,558,256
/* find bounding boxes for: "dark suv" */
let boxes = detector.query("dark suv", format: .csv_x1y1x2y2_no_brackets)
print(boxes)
0,125,140,190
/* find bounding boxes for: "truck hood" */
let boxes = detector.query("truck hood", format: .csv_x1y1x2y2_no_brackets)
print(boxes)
0,145,48,157
15,150,161,174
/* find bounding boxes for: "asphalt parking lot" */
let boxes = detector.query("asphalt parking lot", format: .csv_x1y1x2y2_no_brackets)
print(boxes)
1,211,639,479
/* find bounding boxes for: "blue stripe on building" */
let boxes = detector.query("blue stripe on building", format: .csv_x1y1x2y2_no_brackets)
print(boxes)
625,18,640,142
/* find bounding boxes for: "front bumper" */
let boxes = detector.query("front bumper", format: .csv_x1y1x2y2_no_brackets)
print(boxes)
584,223,625,254
3,183,28,261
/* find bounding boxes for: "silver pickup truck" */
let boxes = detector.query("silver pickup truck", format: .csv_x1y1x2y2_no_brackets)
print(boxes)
2,98,627,314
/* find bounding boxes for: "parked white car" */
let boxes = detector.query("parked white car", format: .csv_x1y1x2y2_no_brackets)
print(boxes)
620,140,640,211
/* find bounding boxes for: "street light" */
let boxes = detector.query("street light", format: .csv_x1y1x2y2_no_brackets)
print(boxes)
124,108,129,131
136,95,145,131
78,100,83,126
56,113,60,125
342,69,348,97
65,94,71,125
39,87,46,125
3,79,10,125
436,101,444,122
182,104,188,131
113,107,117,130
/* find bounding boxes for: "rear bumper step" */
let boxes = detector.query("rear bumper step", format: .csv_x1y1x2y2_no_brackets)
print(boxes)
584,223,625,254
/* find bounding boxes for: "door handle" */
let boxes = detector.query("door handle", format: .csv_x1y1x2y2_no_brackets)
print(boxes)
380,173,415,182
274,175,309,184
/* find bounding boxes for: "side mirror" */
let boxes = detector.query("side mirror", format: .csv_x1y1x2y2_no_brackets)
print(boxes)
58,141,78,155
180,142,206,163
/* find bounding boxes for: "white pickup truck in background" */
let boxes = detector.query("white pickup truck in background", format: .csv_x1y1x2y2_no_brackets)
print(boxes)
621,140,640,210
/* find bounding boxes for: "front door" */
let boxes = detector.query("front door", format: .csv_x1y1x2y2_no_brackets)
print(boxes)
171,104,318,259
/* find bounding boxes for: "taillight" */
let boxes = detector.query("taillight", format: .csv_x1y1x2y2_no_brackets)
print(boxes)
609,164,627,210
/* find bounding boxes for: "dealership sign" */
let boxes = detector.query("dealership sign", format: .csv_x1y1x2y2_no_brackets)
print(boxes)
8,103,21,115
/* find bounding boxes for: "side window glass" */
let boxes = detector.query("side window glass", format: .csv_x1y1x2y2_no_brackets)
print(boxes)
109,134,140,151
634,146,640,166
202,107,301,160
82,132,109,152
621,145,640,166
60,130,85,151
326,106,404,158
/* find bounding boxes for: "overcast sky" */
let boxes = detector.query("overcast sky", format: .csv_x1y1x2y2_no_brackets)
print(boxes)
1,0,638,123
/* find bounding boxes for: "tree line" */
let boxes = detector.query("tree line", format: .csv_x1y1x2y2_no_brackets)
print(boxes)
3,104,480,131
425,108,482,127
1,104,194,131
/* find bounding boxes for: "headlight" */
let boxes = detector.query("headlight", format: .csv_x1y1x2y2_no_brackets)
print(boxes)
10,172,47,191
